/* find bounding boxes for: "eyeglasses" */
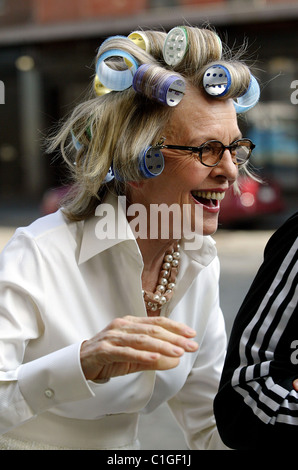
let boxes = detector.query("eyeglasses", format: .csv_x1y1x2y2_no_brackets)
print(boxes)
158,138,255,168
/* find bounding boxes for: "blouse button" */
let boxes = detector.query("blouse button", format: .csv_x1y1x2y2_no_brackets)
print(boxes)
44,388,55,399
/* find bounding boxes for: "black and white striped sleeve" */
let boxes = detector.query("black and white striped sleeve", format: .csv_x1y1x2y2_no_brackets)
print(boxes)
214,213,298,449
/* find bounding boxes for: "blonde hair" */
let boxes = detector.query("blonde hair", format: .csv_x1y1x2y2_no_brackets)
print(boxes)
47,25,255,221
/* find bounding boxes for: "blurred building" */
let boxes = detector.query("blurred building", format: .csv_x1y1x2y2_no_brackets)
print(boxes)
0,0,298,204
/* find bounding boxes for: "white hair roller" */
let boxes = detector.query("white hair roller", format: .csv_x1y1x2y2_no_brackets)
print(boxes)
164,26,223,76
163,26,189,66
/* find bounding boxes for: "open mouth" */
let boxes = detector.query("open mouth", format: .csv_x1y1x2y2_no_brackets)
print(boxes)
191,190,225,209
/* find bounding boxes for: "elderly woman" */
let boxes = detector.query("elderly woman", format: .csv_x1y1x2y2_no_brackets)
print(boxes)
0,26,259,450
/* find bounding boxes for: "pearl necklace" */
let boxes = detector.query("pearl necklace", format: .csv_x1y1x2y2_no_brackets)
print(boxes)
143,242,180,313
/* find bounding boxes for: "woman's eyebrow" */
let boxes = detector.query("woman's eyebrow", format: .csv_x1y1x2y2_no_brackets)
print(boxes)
190,133,243,146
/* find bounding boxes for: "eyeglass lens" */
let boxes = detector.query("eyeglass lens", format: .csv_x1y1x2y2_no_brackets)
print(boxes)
199,141,251,167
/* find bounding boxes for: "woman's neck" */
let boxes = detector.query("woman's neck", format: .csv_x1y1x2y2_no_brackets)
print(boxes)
125,186,179,295
137,237,177,293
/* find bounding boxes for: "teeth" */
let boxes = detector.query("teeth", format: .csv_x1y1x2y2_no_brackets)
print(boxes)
192,190,225,200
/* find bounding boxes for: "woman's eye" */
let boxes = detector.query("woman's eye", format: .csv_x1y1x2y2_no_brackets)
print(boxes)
202,144,212,153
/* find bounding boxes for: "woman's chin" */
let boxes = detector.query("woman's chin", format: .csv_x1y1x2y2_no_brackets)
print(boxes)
202,214,219,236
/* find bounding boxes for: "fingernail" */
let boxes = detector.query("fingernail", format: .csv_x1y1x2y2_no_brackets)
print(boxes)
187,340,198,350
172,346,184,356
185,327,196,336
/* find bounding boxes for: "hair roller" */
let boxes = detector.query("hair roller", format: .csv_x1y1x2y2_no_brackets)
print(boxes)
128,31,151,52
233,75,260,113
71,130,83,152
138,146,165,178
71,123,92,152
164,26,222,76
103,166,115,182
202,61,251,99
128,30,167,60
202,64,231,97
132,63,185,107
113,146,165,181
96,49,139,91
94,75,112,96
202,61,260,112
163,26,189,66
97,35,152,68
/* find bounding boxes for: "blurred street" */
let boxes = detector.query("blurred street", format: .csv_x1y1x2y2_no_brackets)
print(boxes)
0,220,275,450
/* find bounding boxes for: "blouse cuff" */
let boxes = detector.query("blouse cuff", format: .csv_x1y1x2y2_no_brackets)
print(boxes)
17,342,95,414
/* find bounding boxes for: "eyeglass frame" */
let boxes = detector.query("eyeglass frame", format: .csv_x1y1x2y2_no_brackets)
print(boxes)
156,138,256,168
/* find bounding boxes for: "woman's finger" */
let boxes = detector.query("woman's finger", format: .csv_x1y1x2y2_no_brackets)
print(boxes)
103,331,186,357
122,315,197,337
105,317,198,352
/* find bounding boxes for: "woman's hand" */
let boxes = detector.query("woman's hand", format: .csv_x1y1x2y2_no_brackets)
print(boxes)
80,315,198,381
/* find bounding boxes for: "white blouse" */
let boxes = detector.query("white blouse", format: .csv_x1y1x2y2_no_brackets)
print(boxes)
0,192,228,450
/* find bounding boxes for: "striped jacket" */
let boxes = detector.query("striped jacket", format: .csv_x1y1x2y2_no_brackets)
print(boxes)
214,212,298,449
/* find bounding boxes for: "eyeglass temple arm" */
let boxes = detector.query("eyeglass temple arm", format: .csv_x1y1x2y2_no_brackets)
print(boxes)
157,144,199,152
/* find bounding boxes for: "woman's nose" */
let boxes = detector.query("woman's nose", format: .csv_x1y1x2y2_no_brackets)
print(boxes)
212,149,239,182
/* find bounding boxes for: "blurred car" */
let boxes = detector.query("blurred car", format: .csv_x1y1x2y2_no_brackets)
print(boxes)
40,185,71,215
219,175,285,226
41,176,285,227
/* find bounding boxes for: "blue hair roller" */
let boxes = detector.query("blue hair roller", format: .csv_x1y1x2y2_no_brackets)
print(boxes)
155,75,185,107
103,166,115,183
138,146,165,178
133,64,185,107
114,147,164,180
203,64,231,97
102,147,165,182
71,130,83,151
96,49,139,91
233,75,260,113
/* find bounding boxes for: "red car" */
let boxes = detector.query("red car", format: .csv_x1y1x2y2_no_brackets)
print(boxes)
40,186,71,216
219,176,285,226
